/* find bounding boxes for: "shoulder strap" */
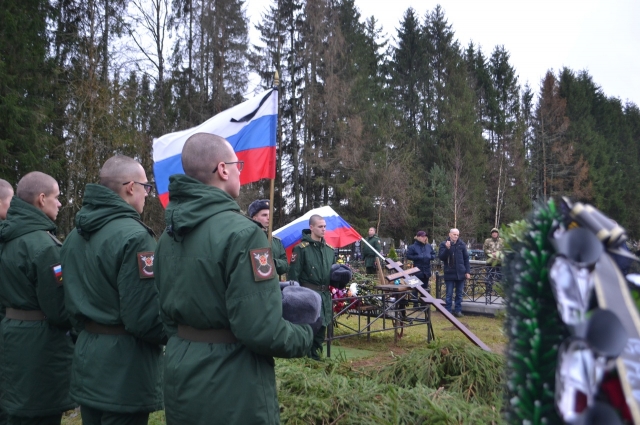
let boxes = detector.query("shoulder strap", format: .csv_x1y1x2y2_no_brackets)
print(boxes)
47,232,63,246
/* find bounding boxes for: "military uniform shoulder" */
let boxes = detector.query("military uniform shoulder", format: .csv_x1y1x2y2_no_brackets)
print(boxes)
297,241,309,248
132,218,156,238
325,243,334,249
47,232,63,246
233,210,263,228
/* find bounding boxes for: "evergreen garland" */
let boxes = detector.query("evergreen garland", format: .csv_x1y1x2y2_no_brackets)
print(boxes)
503,199,569,424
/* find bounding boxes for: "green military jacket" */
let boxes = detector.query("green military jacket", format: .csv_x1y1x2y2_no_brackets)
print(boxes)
272,235,288,276
361,234,382,268
288,229,335,326
60,184,165,413
155,175,313,425
0,197,74,416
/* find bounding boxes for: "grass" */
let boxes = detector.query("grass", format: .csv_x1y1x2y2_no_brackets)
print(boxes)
62,312,506,424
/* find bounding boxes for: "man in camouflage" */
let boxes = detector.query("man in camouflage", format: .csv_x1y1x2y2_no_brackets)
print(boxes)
288,215,336,360
248,199,288,277
483,227,504,285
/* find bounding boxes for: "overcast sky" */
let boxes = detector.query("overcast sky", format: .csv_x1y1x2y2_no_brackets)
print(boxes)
245,0,640,107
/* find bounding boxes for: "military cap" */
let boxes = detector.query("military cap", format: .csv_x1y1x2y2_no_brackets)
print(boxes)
248,199,269,219
330,263,352,289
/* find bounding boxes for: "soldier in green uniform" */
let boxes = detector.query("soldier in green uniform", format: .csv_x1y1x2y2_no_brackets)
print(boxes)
361,227,382,274
288,215,336,360
0,172,74,425
0,179,13,425
248,199,288,277
0,179,13,221
60,156,165,425
154,133,313,425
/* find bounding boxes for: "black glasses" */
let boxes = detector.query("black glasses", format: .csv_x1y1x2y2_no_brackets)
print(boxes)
122,181,154,194
212,161,244,174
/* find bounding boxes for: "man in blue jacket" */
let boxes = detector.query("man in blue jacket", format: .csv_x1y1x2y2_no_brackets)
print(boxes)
438,228,470,317
406,231,435,305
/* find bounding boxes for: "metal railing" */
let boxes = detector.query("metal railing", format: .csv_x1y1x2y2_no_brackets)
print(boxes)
434,261,502,305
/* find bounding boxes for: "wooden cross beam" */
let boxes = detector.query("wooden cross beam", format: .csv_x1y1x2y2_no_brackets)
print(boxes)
384,258,491,352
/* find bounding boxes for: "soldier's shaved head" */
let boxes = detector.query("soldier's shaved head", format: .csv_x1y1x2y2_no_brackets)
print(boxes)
100,155,145,193
309,215,324,226
16,172,57,205
0,179,13,202
182,133,233,185
0,179,14,220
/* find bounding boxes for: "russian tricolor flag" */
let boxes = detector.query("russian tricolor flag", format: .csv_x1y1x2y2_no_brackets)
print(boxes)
152,89,278,207
273,206,362,261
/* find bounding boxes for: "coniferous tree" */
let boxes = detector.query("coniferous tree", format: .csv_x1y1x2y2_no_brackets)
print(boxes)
0,0,59,183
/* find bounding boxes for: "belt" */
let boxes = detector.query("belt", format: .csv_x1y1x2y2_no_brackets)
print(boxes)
301,282,329,292
5,308,46,321
177,325,238,344
85,321,130,336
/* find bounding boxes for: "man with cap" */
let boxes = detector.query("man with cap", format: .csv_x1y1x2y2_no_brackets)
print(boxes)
361,227,382,274
248,199,288,276
406,231,436,306
288,214,336,360
61,155,165,425
483,227,504,285
154,133,313,424
0,171,74,424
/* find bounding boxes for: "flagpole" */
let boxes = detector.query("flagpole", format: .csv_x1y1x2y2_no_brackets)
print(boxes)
267,71,280,243
360,237,385,260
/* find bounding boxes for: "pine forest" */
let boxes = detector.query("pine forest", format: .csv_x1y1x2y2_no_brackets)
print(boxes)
2,0,639,244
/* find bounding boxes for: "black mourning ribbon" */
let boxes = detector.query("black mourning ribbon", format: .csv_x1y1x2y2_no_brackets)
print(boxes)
230,89,277,123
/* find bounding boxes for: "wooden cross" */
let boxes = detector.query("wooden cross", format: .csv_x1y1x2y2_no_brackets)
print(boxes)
384,258,491,352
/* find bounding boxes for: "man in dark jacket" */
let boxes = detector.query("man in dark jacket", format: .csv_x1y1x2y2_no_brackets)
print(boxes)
361,227,382,274
154,133,313,425
288,215,336,360
438,228,471,317
248,199,288,277
406,230,436,305
0,172,74,424
61,156,165,425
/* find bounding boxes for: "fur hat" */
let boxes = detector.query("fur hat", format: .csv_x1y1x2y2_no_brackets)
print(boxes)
330,264,352,289
248,199,269,219
281,286,321,325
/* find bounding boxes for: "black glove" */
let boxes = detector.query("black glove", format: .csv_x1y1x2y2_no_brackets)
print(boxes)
281,285,321,326
330,264,352,289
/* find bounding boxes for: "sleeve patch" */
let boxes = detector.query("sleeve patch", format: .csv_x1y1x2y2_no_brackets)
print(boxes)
137,251,155,279
51,263,63,286
291,252,297,263
250,248,276,282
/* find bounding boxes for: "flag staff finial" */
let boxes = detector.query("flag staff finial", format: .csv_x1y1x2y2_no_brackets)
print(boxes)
274,70,280,88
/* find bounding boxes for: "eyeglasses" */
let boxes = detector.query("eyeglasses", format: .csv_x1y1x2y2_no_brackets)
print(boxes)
122,181,154,194
212,161,244,174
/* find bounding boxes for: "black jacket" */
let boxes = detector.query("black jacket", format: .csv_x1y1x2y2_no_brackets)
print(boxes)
438,238,470,281
406,239,435,276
